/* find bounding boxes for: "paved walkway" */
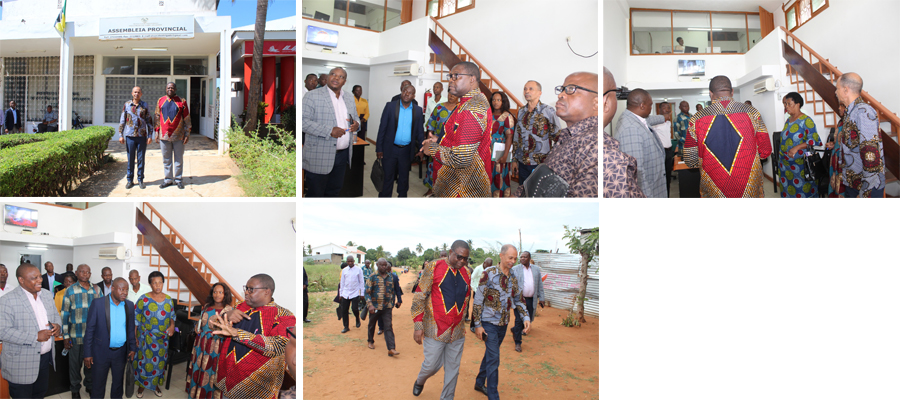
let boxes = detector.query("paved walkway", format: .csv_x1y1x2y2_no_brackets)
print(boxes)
66,135,245,197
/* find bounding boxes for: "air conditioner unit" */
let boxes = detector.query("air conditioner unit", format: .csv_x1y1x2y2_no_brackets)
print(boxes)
393,63,420,76
99,246,126,260
753,78,776,94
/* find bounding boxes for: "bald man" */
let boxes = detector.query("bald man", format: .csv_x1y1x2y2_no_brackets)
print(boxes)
613,88,667,197
602,68,644,198
835,72,885,197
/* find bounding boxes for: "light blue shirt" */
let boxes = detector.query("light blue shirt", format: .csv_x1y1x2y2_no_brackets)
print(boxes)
109,296,126,348
394,102,413,146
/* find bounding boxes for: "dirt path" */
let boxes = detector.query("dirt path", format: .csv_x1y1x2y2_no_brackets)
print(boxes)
303,269,598,400
65,135,244,197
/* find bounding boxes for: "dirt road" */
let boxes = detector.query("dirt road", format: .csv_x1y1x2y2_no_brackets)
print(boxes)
303,268,599,399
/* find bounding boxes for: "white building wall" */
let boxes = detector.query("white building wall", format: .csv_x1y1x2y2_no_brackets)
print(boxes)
0,244,74,291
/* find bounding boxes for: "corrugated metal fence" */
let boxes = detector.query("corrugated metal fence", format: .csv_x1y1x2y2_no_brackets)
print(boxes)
531,253,599,318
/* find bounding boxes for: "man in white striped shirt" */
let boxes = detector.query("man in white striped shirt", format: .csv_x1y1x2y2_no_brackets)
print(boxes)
339,256,364,333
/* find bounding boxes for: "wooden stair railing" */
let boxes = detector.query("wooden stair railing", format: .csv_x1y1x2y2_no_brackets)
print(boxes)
136,203,243,320
429,17,524,111
780,26,899,185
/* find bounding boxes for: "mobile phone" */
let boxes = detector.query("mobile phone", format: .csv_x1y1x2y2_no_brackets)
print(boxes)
481,332,487,341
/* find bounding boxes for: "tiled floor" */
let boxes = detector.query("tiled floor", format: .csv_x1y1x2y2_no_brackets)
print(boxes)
43,361,190,399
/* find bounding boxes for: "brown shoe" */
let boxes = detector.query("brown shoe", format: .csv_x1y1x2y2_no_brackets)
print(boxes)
388,349,400,357
515,343,522,352
368,342,375,349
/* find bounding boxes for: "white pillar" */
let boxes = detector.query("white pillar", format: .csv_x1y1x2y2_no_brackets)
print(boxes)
218,28,233,155
58,27,75,131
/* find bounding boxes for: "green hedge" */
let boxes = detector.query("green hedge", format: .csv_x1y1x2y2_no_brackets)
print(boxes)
0,126,115,196
227,121,296,197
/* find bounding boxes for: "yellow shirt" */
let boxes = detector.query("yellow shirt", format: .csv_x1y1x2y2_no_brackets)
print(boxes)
354,96,370,121
55,289,66,316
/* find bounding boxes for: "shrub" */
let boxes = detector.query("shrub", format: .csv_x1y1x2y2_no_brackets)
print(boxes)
226,119,296,197
0,126,115,196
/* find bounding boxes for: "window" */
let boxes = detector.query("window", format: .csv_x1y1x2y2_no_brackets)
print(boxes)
631,9,759,55
173,57,207,75
431,0,475,19
304,0,404,32
784,0,828,32
137,56,170,75
102,57,134,75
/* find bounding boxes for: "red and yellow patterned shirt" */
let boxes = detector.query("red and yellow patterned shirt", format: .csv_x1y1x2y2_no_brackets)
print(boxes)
154,95,191,141
428,88,492,197
411,259,471,343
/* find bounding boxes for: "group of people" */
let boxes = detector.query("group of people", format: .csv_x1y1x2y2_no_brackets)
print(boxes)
603,67,886,198
0,261,296,399
2,101,58,134
301,62,600,197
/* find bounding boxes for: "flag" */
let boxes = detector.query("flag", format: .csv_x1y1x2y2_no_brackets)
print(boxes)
53,0,67,38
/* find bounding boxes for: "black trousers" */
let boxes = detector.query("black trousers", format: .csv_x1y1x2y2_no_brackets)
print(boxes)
91,347,127,399
380,149,412,198
340,296,361,329
511,297,534,345
8,351,51,399
303,287,309,321
664,147,674,197
358,115,368,140
367,308,396,349
306,148,349,197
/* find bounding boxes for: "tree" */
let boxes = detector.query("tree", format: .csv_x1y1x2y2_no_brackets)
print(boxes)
365,248,378,262
415,243,424,256
396,247,415,266
346,241,355,247
441,243,448,252
357,245,366,252
375,245,385,260
237,0,272,134
466,239,473,248
423,248,435,261
562,226,599,327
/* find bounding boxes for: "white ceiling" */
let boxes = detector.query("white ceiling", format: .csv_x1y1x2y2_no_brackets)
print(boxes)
624,0,786,13
0,34,221,58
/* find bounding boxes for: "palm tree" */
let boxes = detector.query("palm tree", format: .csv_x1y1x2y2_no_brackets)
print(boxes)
234,0,272,134
346,241,355,247
466,239,473,248
441,243,448,252
415,243,424,256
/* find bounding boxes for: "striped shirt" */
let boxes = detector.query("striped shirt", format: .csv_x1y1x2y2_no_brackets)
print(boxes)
61,282,102,344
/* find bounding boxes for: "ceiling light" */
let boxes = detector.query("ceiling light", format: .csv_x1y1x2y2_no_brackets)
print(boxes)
132,47,168,51
687,28,723,31
27,245,48,250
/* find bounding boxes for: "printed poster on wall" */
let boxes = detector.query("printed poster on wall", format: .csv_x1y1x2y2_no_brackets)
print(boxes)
100,15,194,40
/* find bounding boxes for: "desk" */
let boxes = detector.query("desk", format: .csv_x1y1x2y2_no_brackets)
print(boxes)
339,138,370,197
673,155,701,198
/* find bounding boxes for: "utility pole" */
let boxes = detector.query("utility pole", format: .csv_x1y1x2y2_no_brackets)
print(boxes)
518,229,522,254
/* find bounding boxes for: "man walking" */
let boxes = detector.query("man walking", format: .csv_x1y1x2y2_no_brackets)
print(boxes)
835,72,885,197
675,100,691,155
510,252,544,353
0,263,63,399
4,100,23,134
303,266,311,323
614,89,667,198
513,80,561,184
472,244,530,399
61,264,102,398
302,67,360,197
118,86,154,189
338,256,364,333
377,84,425,197
412,240,471,399
155,82,191,189
95,266,113,295
41,261,63,292
83,278,136,399
422,62,493,197
366,258,400,356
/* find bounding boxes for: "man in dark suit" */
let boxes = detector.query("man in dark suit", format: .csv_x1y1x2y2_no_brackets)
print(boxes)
41,261,63,293
4,100,23,134
83,278,135,399
376,84,425,197
95,267,113,295
390,80,419,106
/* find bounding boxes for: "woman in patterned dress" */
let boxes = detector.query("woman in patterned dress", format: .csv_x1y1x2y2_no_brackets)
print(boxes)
778,92,822,198
826,104,846,197
134,271,174,398
490,91,515,197
423,93,459,196
186,283,233,398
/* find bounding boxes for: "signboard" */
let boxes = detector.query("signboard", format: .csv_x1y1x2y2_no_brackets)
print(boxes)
100,15,194,41
243,41,297,56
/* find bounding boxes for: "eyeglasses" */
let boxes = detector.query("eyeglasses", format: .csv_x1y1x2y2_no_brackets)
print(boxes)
447,73,474,81
451,251,469,264
244,285,268,294
555,85,599,96
603,89,617,97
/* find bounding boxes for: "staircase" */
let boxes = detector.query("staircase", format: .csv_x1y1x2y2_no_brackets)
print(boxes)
135,203,243,321
780,26,899,190
428,17,523,115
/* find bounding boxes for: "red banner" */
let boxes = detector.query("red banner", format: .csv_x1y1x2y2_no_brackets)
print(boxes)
244,40,296,56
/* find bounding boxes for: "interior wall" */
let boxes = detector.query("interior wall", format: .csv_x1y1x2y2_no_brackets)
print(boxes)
604,0,628,84
0,244,74,291
301,18,381,59
81,202,135,237
1,202,82,238
626,55,745,88
149,203,297,309
301,63,371,105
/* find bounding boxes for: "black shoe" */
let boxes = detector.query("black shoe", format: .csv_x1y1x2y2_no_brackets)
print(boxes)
177,181,185,189
474,385,488,396
139,181,146,189
72,392,82,399
85,388,91,396
159,181,173,189
377,330,383,335
413,381,424,396
125,181,134,189
341,327,349,333
356,321,361,328
304,319,312,323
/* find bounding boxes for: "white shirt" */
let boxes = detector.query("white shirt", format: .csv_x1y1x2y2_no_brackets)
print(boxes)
626,109,649,131
25,290,53,354
127,283,150,304
0,284,10,298
327,88,351,150
339,265,364,298
471,265,485,292
302,87,309,97
654,120,673,149
522,264,535,298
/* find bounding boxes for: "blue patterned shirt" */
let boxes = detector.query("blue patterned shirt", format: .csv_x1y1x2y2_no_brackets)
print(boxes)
839,96,885,196
118,99,154,138
514,101,561,165
61,282,102,344
365,272,396,311
675,111,690,149
472,266,528,328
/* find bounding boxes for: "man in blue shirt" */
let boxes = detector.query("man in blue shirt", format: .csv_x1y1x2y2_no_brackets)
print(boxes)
84,278,136,399
376,84,425,197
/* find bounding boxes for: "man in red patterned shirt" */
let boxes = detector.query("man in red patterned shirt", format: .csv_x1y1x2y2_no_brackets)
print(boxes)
154,82,191,190
423,62,492,197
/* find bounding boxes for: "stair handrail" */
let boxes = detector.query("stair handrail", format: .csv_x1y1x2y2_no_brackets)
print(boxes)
780,26,900,129
141,202,244,303
431,17,524,108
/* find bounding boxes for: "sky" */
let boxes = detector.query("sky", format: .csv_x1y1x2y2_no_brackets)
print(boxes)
217,0,296,29
303,201,599,256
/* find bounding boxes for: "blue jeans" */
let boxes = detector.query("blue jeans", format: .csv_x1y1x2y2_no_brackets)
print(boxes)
125,136,148,182
306,148,349,197
844,186,884,198
475,322,507,400
518,162,537,185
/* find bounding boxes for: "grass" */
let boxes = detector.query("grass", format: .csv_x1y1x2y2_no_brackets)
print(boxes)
225,120,296,197
304,263,343,293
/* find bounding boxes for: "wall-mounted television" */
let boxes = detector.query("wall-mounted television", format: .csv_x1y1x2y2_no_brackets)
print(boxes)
4,205,38,229
678,59,705,76
306,25,339,48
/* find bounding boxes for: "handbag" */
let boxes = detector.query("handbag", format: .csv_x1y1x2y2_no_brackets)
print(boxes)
125,357,135,397
802,144,828,195
521,164,569,197
370,159,384,190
